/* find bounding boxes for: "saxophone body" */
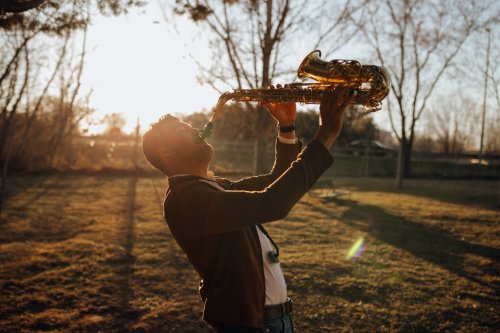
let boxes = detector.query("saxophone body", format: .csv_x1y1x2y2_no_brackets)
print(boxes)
199,50,390,139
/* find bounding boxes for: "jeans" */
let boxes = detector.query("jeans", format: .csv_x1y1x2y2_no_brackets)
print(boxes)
217,314,294,333
264,313,294,333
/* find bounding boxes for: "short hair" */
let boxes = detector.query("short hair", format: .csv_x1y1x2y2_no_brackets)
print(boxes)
142,114,178,175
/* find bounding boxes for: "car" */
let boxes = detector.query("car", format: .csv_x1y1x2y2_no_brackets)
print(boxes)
348,139,397,157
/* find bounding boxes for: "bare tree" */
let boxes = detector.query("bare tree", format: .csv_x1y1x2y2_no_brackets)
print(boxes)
46,14,91,167
487,34,500,154
0,32,30,217
0,32,30,162
14,33,71,162
489,29,500,118
361,0,499,188
103,112,127,136
0,0,145,216
429,93,477,155
166,0,367,173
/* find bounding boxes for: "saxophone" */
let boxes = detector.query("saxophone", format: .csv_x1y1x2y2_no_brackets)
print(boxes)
199,50,390,139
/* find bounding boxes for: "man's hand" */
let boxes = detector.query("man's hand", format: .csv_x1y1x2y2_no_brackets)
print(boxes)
315,86,355,150
260,101,296,127
260,85,296,127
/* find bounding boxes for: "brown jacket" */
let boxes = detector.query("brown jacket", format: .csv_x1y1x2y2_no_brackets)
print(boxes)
163,139,334,329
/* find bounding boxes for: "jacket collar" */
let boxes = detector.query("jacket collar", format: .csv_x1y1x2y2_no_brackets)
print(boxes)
168,173,230,190
168,174,204,187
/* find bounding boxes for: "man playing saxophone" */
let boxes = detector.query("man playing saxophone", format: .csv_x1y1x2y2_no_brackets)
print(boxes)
142,86,354,333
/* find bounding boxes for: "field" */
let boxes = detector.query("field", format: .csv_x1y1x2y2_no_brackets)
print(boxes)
0,175,499,332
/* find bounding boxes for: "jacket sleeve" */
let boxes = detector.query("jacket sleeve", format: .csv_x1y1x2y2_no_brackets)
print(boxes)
229,139,303,191
166,140,333,239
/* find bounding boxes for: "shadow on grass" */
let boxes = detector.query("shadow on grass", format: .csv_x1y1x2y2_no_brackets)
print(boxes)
321,177,500,209
0,185,78,244
111,175,141,332
308,199,500,291
1,177,50,223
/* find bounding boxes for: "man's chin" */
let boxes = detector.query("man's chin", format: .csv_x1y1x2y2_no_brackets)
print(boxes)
198,144,213,163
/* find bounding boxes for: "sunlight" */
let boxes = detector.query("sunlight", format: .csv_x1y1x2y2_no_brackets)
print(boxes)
81,3,219,134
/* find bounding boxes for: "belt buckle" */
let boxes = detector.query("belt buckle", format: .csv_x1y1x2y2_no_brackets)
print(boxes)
285,297,292,314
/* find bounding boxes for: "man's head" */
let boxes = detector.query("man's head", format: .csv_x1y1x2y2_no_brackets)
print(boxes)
142,115,213,176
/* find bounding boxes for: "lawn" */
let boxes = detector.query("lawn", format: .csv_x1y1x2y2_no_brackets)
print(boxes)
0,175,498,332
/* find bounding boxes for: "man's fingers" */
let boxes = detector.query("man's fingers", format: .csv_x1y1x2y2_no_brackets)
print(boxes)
336,91,355,114
337,88,356,107
321,88,337,111
321,86,350,112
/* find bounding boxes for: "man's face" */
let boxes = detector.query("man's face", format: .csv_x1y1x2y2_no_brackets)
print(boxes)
163,118,213,169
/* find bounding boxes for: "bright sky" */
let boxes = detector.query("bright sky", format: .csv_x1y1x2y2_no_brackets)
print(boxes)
81,2,391,135
82,2,219,133
80,2,494,137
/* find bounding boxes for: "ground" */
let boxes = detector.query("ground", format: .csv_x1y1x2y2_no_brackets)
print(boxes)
0,175,498,332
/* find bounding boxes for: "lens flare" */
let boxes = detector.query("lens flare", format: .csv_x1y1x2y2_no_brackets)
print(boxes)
346,237,365,261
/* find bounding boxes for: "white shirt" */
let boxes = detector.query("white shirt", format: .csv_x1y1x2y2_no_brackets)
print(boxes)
256,227,288,305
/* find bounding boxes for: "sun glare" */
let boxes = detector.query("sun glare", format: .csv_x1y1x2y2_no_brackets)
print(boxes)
82,4,219,134
346,237,366,261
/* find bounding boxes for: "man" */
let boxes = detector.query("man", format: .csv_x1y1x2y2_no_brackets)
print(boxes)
142,87,354,332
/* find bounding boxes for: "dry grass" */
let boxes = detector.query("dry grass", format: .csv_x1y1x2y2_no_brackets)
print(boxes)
0,175,498,332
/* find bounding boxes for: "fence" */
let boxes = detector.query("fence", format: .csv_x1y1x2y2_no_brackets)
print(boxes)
67,136,499,179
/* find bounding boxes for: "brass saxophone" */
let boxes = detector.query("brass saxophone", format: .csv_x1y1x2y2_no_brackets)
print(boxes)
199,50,390,139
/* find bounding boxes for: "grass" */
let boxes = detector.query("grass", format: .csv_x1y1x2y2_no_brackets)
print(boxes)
0,175,499,332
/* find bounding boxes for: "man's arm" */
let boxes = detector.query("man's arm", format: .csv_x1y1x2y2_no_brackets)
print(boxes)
167,87,354,239
230,101,299,191
230,137,301,191
166,139,333,239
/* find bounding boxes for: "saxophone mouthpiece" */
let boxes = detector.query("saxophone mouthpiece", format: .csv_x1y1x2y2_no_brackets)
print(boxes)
199,121,213,140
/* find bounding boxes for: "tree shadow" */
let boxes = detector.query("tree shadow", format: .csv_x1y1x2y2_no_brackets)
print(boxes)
321,177,500,209
1,177,50,221
308,199,500,291
0,183,78,244
111,175,141,332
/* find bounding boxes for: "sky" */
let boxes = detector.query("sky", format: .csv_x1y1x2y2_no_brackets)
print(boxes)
78,1,497,139
81,2,220,133
80,1,392,134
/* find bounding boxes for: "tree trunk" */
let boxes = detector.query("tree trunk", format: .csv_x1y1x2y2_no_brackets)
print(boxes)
395,137,413,188
403,139,412,178
0,134,15,218
250,0,276,175
395,143,403,189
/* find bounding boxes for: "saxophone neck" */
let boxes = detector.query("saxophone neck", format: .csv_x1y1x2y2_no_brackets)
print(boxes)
198,92,233,140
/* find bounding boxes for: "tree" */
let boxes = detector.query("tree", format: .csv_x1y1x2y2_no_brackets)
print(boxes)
182,106,261,142
103,112,127,136
486,29,500,154
167,0,368,173
337,108,378,146
361,0,499,188
0,0,145,216
295,110,320,144
428,93,477,155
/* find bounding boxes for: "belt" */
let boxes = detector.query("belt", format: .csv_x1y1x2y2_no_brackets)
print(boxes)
263,298,293,320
